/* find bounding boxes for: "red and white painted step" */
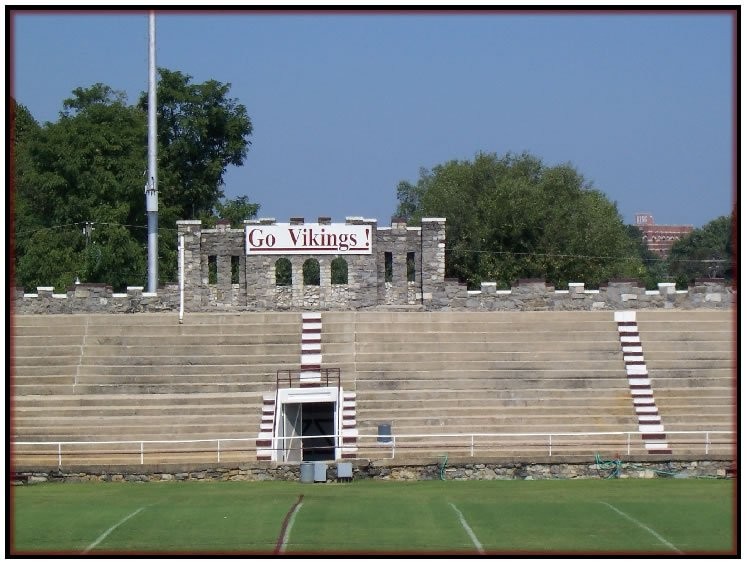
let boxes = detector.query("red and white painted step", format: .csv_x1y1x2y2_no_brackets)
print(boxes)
300,312,322,384
257,393,276,461
614,311,671,455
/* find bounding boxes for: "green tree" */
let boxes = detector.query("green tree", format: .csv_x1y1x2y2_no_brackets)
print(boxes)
13,70,255,292
396,151,645,289
13,87,147,292
10,99,42,277
215,195,260,228
139,69,253,220
668,213,734,286
624,224,669,289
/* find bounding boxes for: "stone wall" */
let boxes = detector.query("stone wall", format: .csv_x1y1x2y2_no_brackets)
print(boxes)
11,215,734,314
11,456,734,484
11,278,733,315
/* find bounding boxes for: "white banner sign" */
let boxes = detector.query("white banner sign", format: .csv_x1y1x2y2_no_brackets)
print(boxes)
246,223,372,255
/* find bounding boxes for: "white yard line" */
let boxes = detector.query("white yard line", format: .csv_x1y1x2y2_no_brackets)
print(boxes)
448,502,485,555
278,501,303,554
82,506,145,554
599,501,683,554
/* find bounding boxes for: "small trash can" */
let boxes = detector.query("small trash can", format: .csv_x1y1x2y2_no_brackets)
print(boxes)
313,462,328,483
377,423,392,444
299,462,314,484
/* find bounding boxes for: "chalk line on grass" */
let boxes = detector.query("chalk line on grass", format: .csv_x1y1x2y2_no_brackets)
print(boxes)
82,506,145,554
599,501,683,554
448,502,486,555
275,494,305,555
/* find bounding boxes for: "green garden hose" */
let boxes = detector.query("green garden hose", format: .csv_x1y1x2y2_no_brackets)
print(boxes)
439,455,448,480
595,453,622,479
594,454,721,479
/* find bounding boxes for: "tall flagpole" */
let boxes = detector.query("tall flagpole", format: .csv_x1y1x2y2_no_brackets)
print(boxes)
145,11,158,293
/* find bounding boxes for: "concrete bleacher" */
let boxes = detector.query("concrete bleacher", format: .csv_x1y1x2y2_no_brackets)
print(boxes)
11,309,734,467
330,311,642,459
11,312,302,465
634,310,735,456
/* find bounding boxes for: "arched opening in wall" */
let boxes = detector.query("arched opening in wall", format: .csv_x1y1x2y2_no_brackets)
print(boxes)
275,258,292,286
303,258,320,286
331,257,348,284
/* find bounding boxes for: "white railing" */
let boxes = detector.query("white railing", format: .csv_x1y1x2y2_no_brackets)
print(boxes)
12,430,733,467
368,431,734,459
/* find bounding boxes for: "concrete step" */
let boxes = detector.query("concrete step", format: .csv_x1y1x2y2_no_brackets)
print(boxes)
356,398,634,410
12,345,82,357
13,404,261,417
351,350,625,361
354,388,639,400
13,412,262,425
68,383,277,395
636,310,732,322
64,354,301,367
12,430,261,442
642,350,734,360
353,360,625,372
68,344,301,356
354,330,621,343
357,403,636,423
355,415,640,427
636,331,733,341
73,365,295,377
11,335,86,347
356,374,629,387
12,392,264,407
355,423,643,436
12,366,78,377
348,311,618,323
642,342,733,352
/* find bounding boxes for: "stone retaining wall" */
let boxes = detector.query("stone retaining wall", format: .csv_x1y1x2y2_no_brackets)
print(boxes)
11,457,734,485
11,278,734,314
13,215,733,314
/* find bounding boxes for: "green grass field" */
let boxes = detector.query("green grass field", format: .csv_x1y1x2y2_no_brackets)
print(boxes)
10,478,736,556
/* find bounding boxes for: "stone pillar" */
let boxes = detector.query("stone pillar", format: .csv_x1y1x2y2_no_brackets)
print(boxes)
347,217,378,308
390,218,409,304
420,218,446,306
318,257,329,309
291,255,305,308
177,220,203,310
214,220,233,305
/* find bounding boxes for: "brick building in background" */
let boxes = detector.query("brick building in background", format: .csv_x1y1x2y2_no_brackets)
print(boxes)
634,212,694,257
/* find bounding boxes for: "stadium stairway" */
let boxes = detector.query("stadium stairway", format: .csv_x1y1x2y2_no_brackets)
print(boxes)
11,309,733,467
615,311,671,455
634,310,735,457
256,312,359,461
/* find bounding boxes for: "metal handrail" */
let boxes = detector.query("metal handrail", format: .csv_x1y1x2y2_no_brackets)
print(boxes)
276,368,341,389
12,430,734,466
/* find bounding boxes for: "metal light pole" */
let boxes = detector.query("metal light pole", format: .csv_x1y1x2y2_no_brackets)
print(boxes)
145,11,158,293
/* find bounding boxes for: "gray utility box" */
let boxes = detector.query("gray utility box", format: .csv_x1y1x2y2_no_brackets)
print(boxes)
337,462,353,482
313,462,328,482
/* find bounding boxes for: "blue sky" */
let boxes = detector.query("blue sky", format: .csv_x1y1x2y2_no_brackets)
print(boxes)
10,7,736,229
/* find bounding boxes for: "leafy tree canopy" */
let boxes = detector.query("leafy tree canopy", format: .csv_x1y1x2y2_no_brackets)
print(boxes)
668,213,734,286
12,69,257,292
214,195,260,228
396,151,646,289
138,68,253,221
